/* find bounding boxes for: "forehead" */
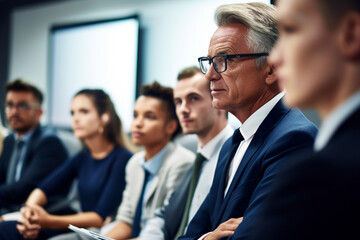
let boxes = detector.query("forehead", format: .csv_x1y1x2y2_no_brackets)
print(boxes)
135,96,165,112
72,94,96,108
6,90,36,103
208,24,249,56
277,0,323,23
174,73,209,97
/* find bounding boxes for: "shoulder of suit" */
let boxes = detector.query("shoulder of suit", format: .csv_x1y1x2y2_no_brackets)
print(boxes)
31,125,64,146
163,142,195,165
126,150,145,169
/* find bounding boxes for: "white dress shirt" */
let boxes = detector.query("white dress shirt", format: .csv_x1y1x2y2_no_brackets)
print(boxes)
314,91,360,151
188,124,233,225
224,92,284,197
198,92,284,240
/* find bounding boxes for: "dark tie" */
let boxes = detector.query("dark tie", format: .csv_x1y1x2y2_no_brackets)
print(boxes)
131,168,150,238
175,153,207,238
225,129,244,185
6,139,24,184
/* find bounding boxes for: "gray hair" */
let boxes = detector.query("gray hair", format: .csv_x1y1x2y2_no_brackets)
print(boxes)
215,2,278,68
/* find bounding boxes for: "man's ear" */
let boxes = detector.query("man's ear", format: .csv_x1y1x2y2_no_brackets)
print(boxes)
36,108,43,121
166,119,178,136
265,63,277,85
338,11,360,59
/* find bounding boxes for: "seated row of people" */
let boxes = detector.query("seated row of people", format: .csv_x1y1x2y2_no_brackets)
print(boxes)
0,71,196,239
2,0,359,239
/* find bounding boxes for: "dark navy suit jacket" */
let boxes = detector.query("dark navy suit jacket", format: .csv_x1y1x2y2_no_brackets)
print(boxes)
162,167,192,240
0,125,69,214
250,107,360,240
180,100,318,240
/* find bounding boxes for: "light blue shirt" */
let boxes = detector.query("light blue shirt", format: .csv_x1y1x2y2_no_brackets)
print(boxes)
14,128,36,181
140,143,169,226
314,91,360,151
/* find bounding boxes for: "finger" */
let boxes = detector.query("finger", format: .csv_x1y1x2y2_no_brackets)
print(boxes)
21,207,34,220
218,221,241,231
24,229,41,239
220,230,235,238
16,224,26,235
30,214,39,223
207,230,235,240
18,216,32,229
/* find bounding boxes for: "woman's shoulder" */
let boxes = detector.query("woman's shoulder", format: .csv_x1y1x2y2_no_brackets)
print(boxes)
69,148,87,161
113,145,133,159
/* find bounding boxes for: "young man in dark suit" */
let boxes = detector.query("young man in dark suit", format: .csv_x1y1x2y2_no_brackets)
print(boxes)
250,0,360,239
0,79,68,219
179,3,318,240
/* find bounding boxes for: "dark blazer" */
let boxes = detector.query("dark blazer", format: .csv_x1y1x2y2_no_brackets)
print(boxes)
180,100,318,240
163,167,193,239
0,125,69,214
250,107,360,240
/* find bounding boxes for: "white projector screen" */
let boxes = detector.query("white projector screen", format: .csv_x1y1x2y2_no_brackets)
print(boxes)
48,16,139,132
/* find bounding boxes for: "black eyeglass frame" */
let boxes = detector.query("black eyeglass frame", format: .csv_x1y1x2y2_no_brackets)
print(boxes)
198,53,269,74
5,102,40,113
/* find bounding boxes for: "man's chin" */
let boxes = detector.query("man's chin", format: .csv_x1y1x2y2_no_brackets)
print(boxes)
182,129,196,135
11,126,33,135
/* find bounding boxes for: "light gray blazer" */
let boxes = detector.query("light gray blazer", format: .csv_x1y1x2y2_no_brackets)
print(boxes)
114,142,194,227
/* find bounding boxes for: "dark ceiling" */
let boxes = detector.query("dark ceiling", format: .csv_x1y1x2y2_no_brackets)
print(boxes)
0,0,68,10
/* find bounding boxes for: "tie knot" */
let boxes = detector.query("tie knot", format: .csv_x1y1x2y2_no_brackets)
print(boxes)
232,129,244,145
16,139,24,148
143,168,151,181
194,153,206,167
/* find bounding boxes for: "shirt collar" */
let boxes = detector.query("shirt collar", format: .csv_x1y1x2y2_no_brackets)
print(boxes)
314,91,360,151
141,143,169,176
15,126,36,143
240,92,284,141
197,124,233,161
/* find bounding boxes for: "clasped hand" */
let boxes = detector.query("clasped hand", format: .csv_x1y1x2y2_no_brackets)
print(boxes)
16,204,49,239
204,217,243,240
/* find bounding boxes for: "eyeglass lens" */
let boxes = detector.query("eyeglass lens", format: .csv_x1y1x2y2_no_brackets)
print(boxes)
199,56,226,74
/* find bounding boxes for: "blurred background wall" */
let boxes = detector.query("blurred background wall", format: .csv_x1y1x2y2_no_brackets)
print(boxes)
0,0,320,130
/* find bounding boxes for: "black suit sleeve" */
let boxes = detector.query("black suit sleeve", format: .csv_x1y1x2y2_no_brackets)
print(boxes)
0,135,68,208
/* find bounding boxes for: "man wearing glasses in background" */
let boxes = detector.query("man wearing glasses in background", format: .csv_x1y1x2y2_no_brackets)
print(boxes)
0,79,68,220
179,3,317,240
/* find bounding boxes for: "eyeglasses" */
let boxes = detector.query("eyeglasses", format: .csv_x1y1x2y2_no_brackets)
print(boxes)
198,53,268,74
5,102,39,113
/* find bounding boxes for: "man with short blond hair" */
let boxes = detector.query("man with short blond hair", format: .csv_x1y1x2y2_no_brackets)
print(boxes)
180,3,317,240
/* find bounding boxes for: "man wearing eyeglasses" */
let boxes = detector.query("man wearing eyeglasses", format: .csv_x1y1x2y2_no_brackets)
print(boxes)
0,79,68,219
179,3,318,240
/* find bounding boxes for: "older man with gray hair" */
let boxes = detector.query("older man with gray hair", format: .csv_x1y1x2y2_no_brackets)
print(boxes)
179,3,317,240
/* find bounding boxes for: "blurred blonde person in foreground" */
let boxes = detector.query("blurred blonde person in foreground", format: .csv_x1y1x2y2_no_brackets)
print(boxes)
250,0,360,239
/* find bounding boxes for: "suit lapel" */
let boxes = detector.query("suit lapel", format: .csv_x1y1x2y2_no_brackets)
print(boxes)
215,100,290,224
144,142,174,204
20,126,40,174
213,140,233,211
145,174,159,203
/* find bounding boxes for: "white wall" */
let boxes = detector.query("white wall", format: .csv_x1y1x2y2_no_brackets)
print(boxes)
9,0,269,126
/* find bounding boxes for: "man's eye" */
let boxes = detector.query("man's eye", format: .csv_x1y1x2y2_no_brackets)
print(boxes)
281,24,297,34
